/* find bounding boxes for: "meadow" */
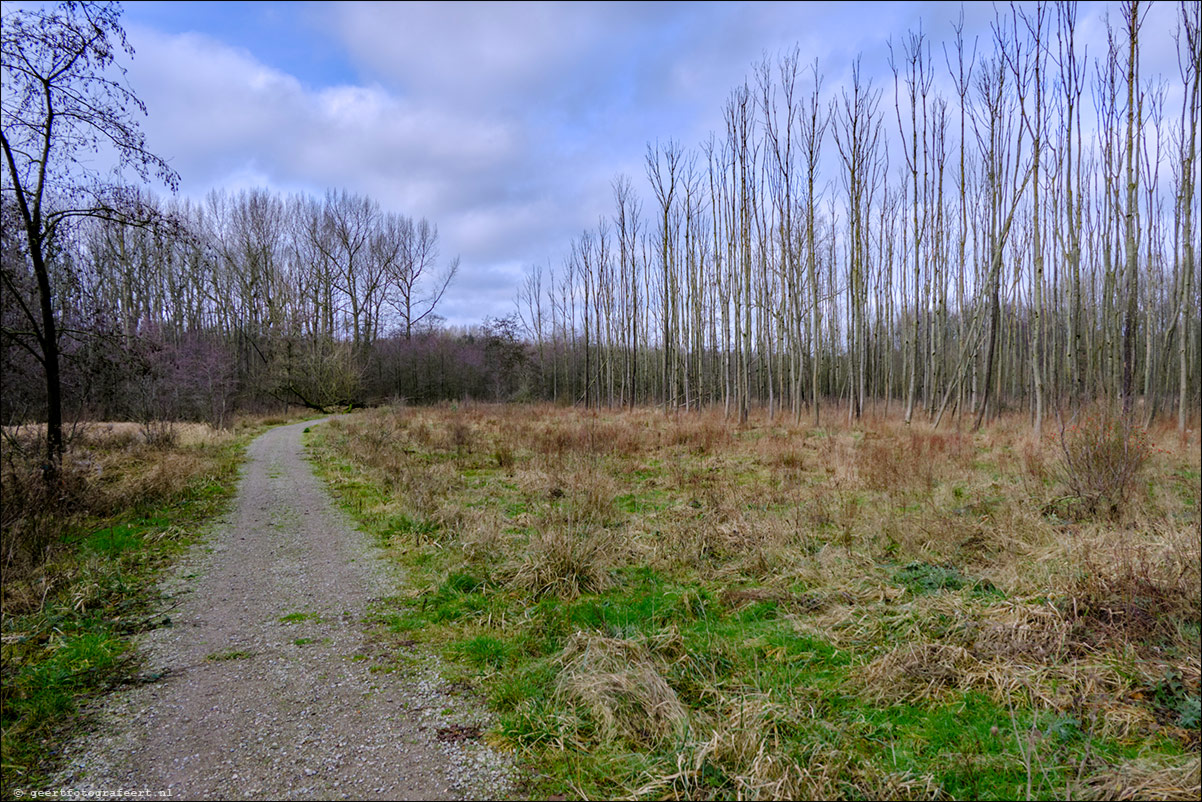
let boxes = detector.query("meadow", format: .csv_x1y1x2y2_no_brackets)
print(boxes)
310,402,1201,801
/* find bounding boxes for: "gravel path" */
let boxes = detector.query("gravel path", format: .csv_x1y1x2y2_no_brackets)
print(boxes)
51,419,515,801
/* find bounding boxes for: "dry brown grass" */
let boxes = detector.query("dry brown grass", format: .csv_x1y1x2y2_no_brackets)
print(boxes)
1,421,236,582
315,403,1200,800
505,522,617,600
633,695,850,801
3,420,227,448
554,631,689,747
1082,754,1201,801
859,641,980,703
1065,526,1201,651
970,599,1081,662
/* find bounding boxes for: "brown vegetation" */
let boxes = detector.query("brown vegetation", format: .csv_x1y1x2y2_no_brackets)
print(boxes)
1,417,275,604
314,401,1200,800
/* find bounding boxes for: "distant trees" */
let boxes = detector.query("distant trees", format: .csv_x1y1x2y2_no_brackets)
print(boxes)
512,0,1199,427
1,1,178,471
2,2,1196,429
66,187,463,413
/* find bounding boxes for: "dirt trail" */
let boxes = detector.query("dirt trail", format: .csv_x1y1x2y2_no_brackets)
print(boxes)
53,419,513,801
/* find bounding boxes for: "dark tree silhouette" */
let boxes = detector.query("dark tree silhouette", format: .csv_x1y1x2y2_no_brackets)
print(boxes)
1,0,178,475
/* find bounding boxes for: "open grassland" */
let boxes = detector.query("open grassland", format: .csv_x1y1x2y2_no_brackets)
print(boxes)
311,403,1201,801
0,413,303,793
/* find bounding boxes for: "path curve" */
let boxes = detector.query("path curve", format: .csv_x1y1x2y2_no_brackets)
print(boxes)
53,419,513,801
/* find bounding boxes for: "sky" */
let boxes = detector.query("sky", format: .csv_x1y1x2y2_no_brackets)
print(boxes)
7,1,1187,328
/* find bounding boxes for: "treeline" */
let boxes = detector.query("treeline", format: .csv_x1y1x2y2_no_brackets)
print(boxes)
0,187,527,426
513,1,1199,433
4,2,1198,438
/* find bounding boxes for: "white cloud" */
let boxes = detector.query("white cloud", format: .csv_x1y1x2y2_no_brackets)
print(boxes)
111,1,1191,329
325,1,618,106
122,23,548,325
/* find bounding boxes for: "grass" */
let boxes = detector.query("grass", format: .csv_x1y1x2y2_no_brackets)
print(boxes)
205,649,253,662
0,411,310,794
309,401,1200,801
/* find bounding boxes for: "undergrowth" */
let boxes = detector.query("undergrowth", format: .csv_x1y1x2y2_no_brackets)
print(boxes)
1057,404,1156,519
310,403,1200,801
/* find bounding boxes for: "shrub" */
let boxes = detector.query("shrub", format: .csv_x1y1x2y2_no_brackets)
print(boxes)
1058,406,1152,517
139,419,178,448
448,418,473,452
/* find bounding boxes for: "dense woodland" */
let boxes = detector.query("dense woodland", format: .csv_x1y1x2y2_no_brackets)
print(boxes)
520,1,1200,434
2,1,1199,445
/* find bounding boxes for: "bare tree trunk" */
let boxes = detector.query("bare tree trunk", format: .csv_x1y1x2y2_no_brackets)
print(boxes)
1120,1,1144,413
1175,1,1198,434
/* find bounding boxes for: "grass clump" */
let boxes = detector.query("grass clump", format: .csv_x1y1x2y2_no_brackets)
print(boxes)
553,631,688,748
505,524,616,600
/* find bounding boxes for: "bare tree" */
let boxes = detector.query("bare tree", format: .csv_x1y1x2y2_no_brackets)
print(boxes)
891,25,933,425
382,216,458,341
613,174,642,408
646,138,682,411
1006,2,1049,436
1120,1,1147,412
797,58,829,425
970,16,1033,431
1174,1,1199,433
2,0,178,473
833,58,884,420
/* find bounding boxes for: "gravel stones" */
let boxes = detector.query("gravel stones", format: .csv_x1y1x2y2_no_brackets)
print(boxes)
49,419,516,801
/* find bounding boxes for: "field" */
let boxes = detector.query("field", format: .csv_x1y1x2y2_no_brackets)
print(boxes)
310,403,1201,801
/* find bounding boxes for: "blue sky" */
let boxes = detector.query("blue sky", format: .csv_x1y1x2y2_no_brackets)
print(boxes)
29,1,1187,327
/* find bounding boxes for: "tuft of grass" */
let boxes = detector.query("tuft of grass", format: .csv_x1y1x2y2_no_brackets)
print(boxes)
494,444,516,471
552,631,689,748
505,524,616,600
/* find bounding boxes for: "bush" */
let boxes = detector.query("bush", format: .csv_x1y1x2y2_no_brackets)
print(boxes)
1058,406,1152,518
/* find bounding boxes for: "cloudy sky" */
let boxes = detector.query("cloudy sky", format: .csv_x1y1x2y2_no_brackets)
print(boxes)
77,1,1186,327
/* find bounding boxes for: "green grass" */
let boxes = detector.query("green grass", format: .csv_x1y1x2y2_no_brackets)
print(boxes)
893,560,970,593
82,523,146,557
307,406,1201,801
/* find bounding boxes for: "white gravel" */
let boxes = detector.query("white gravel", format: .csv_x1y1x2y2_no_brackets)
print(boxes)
48,418,517,801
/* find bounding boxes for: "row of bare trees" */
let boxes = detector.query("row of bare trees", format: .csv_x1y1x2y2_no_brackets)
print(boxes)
2,2,468,474
2,183,464,428
88,186,455,394
516,1,1199,432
